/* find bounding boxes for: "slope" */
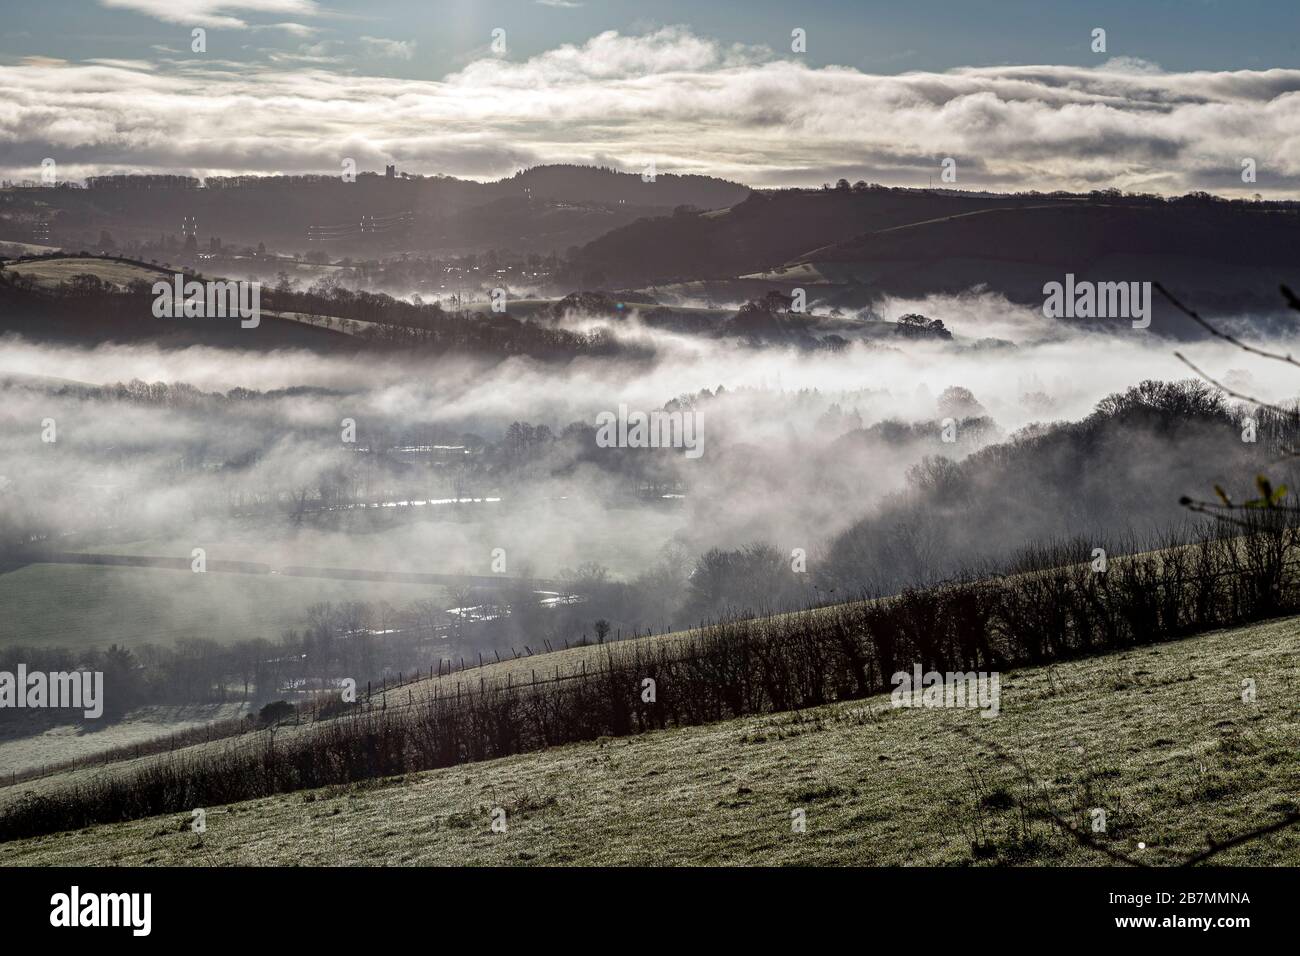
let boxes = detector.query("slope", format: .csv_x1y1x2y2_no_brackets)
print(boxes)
2,615,1295,866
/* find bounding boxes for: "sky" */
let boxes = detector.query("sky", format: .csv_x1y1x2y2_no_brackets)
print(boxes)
2,0,1299,193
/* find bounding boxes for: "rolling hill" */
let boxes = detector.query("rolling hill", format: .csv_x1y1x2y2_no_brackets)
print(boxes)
2,614,1295,865
4,256,169,289
0,166,751,258
574,188,1300,329
572,187,1052,287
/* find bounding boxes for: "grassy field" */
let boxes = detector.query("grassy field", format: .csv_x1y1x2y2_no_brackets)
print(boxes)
271,310,378,335
4,256,168,289
3,615,1296,866
0,613,653,809
502,297,732,319
0,703,251,777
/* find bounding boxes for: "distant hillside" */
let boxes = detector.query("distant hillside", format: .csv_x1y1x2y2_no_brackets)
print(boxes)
4,255,169,289
572,188,1055,286
0,165,751,258
0,256,641,359
791,200,1300,324
573,188,1300,326
488,165,749,208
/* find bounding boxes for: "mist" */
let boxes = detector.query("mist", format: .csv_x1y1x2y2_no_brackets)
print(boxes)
4,289,1298,653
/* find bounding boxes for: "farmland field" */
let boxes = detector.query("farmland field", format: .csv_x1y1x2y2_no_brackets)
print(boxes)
4,2,1300,913
0,702,250,777
4,256,169,289
3,614,1296,866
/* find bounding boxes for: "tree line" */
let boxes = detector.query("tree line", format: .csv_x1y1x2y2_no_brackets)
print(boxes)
2,506,1295,843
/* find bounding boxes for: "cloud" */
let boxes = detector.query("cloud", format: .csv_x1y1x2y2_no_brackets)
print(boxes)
4,27,1299,194
254,22,320,38
85,59,158,71
536,0,584,7
264,40,343,64
359,36,416,61
99,0,322,29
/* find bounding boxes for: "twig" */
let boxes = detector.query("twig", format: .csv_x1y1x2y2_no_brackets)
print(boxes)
956,722,1300,868
1155,282,1300,370
952,722,1146,866
1179,497,1300,516
1172,352,1297,418
1182,812,1300,867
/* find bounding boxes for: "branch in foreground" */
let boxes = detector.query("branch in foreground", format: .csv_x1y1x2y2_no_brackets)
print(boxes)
1172,351,1297,419
1182,812,1300,867
1155,282,1300,369
956,720,1300,867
